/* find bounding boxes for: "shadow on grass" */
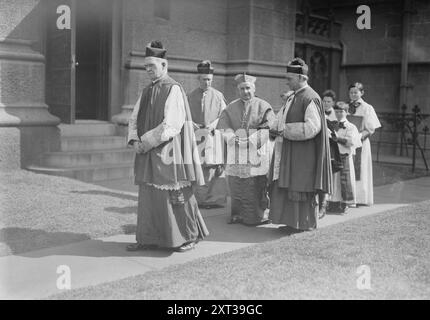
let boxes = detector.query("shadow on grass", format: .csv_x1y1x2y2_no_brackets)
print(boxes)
0,226,173,259
0,227,91,257
70,190,137,201
0,224,175,258
105,206,137,215
17,238,174,259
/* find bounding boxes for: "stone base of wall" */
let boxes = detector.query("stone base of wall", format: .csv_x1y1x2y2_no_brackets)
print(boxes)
0,36,61,169
0,126,61,170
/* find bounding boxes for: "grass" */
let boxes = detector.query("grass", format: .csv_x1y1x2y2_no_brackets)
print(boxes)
0,161,427,256
48,200,430,300
0,169,138,256
373,162,430,187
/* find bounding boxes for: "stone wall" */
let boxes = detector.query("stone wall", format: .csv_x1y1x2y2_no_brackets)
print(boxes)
331,0,430,115
332,1,402,111
120,0,228,110
406,0,430,113
0,0,60,169
118,0,296,121
319,0,430,159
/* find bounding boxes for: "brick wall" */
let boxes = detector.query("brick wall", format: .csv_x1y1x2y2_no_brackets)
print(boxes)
331,0,430,115
122,0,296,109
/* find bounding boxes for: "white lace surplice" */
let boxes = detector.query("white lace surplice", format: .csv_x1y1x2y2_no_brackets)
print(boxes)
224,99,275,178
352,98,381,205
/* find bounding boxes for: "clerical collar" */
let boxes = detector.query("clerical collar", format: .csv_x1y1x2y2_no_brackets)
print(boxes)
240,97,254,103
151,73,167,85
294,84,308,95
338,120,346,129
200,87,211,93
350,98,362,105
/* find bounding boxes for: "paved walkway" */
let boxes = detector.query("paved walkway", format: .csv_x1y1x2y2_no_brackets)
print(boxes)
1,176,430,299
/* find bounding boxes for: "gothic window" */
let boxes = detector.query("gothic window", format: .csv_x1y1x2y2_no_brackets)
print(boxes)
310,50,329,95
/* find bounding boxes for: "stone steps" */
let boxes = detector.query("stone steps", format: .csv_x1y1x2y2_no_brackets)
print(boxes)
59,121,117,137
38,148,135,168
61,136,127,151
27,163,134,182
26,121,135,182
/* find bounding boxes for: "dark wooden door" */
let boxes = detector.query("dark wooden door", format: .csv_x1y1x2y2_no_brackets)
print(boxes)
75,0,111,120
308,47,330,96
295,44,331,96
45,0,76,124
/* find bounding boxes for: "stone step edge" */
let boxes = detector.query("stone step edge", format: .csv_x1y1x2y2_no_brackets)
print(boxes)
61,135,127,141
43,148,134,156
26,163,134,172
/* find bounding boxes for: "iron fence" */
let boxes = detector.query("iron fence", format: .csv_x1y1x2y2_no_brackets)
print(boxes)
375,104,429,172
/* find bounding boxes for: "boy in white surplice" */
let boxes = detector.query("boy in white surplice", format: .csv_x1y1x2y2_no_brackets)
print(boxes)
327,102,362,214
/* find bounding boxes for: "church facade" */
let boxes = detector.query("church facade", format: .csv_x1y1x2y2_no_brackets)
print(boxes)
0,0,429,176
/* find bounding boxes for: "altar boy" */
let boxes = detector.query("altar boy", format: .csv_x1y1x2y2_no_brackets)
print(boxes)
327,102,362,214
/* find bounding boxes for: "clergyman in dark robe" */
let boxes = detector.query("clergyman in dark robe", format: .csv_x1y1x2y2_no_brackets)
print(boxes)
268,58,332,232
127,41,209,252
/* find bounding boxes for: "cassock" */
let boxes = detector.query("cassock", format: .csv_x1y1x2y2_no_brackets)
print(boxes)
128,74,209,248
347,98,381,205
325,110,343,174
217,97,275,225
187,87,228,207
268,85,332,230
330,119,362,206
322,108,341,211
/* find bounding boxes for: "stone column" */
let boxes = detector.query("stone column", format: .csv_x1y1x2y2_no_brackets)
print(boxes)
0,0,60,169
110,52,147,136
111,0,147,135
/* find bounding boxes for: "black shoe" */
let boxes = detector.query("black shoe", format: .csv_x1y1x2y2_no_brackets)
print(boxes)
339,203,349,215
357,203,370,207
318,206,326,219
199,203,225,209
301,227,316,232
199,204,213,209
243,219,271,227
318,197,327,219
176,242,196,252
326,201,339,213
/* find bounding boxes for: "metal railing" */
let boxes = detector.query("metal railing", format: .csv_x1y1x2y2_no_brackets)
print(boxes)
375,105,429,172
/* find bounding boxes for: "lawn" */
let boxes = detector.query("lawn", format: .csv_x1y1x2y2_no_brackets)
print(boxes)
0,161,428,256
0,169,138,256
373,162,430,187
48,199,430,300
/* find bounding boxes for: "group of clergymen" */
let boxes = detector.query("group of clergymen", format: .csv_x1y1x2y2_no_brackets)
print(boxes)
126,40,381,253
